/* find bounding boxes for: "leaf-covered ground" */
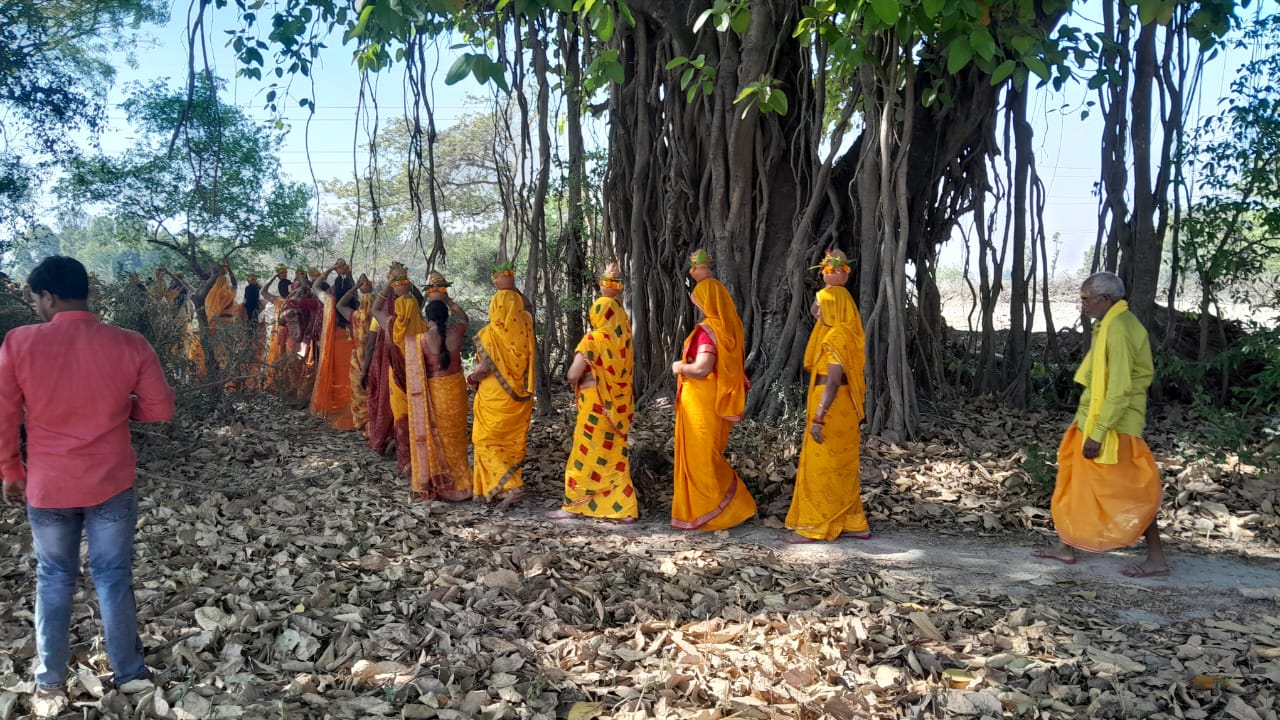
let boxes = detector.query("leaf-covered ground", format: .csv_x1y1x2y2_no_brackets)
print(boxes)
1,393,1278,719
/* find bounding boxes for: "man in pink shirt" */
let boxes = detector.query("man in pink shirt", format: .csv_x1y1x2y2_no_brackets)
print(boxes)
0,256,175,705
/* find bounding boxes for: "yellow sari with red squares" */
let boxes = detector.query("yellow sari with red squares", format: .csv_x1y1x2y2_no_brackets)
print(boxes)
560,297,638,519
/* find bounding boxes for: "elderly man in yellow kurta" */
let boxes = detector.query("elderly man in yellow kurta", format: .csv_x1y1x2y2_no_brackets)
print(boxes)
1033,271,1168,577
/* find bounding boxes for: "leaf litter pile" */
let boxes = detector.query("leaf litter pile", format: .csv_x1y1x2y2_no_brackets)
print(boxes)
1,393,1278,719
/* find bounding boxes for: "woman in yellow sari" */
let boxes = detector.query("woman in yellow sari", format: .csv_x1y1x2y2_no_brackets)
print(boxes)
785,281,869,543
371,279,427,478
468,284,536,507
547,287,638,523
402,298,472,501
670,252,757,530
189,262,239,377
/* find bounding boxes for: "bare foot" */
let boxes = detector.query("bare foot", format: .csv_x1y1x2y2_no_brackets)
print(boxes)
1031,545,1077,565
841,531,872,540
1121,562,1170,578
495,491,524,511
784,533,819,544
544,509,577,521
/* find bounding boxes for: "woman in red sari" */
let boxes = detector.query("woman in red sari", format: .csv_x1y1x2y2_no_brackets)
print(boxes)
366,266,418,455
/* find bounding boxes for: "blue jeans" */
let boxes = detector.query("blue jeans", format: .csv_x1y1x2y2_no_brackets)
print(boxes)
27,487,146,689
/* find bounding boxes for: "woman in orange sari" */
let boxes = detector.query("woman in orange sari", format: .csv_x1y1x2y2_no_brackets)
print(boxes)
203,262,239,329
309,277,358,430
785,274,869,543
547,266,638,523
402,298,472,501
468,277,536,507
669,251,757,530
188,262,239,377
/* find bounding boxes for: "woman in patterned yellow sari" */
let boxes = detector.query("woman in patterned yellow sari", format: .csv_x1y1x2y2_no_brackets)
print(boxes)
403,297,472,501
547,268,638,523
669,251,757,530
340,278,374,437
467,279,536,507
785,278,869,543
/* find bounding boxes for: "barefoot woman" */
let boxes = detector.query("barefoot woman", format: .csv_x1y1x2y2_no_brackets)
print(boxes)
547,264,639,524
469,268,536,508
785,253,870,544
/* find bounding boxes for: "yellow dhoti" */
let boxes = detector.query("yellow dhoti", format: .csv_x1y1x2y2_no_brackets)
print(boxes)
471,377,533,500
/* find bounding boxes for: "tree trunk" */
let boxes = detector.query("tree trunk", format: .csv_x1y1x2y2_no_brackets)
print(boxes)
560,17,587,351
1003,86,1033,409
1120,20,1160,325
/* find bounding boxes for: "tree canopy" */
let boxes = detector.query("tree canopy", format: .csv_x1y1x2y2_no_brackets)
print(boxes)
61,76,314,276
0,0,167,227
181,0,1265,436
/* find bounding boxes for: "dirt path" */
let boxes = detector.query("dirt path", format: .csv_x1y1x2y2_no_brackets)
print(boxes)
508,509,1280,623
7,398,1275,718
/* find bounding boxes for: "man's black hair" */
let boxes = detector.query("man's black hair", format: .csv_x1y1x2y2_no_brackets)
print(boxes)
27,256,90,301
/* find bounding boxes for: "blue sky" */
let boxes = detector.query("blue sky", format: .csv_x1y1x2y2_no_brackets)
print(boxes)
103,4,483,187
98,2,1245,275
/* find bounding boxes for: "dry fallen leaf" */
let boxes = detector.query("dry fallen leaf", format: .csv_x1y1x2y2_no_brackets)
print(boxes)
0,392,1270,720
567,701,605,720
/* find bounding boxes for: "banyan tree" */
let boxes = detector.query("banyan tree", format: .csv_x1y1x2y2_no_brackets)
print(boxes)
209,0,1245,440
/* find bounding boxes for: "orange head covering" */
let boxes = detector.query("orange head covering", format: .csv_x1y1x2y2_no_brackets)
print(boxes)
392,295,428,347
577,296,634,433
204,274,236,317
477,289,536,399
804,286,866,420
687,278,747,420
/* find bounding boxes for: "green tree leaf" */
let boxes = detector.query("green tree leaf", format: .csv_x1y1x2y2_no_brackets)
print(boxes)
991,59,1016,85
870,0,900,25
947,37,973,74
969,27,996,62
444,53,475,86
